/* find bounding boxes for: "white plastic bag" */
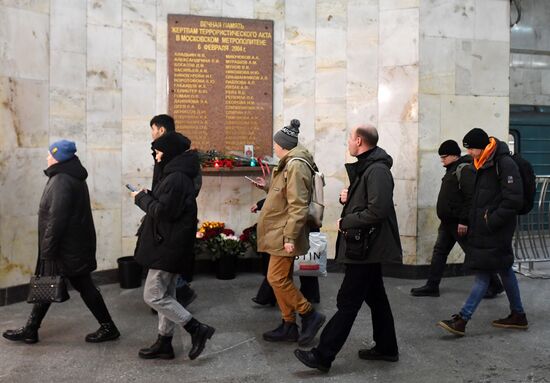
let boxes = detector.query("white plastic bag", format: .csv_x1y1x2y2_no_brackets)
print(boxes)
294,232,328,277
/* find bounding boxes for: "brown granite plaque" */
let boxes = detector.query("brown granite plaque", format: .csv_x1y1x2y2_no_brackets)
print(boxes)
168,15,273,157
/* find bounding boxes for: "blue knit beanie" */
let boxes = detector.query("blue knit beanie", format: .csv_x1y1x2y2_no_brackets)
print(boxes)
49,140,77,162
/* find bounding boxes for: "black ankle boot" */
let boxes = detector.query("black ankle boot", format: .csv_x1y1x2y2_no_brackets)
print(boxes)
85,322,121,343
2,306,47,344
263,320,299,342
138,335,175,359
2,325,39,344
184,319,216,360
298,310,326,346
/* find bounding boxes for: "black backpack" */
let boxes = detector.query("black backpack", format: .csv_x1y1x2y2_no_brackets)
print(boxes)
497,153,537,215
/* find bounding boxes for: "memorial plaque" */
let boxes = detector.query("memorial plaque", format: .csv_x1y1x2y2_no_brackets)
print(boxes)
168,15,273,158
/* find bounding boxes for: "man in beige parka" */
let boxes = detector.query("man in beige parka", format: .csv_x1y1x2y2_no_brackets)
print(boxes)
255,119,326,347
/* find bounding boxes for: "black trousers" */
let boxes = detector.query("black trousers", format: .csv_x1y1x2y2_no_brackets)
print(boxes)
29,273,113,328
255,252,320,303
428,223,503,290
313,263,397,366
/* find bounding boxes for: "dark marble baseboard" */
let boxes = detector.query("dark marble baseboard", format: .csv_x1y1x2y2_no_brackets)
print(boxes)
1,258,470,306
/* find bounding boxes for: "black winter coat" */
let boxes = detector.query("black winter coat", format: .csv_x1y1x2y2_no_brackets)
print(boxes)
38,157,97,276
436,155,475,225
464,139,523,271
134,151,199,273
336,147,402,264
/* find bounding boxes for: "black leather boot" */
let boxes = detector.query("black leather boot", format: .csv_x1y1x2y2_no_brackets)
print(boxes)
2,303,49,344
184,318,216,360
263,320,299,342
138,335,175,359
85,322,121,343
298,310,326,346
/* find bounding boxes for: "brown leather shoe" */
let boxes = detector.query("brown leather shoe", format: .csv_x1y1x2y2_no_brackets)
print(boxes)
492,311,528,330
437,314,467,336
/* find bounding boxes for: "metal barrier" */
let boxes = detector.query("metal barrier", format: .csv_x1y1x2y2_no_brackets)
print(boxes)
514,176,550,275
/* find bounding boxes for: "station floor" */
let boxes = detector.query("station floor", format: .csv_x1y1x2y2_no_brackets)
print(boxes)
1,269,549,383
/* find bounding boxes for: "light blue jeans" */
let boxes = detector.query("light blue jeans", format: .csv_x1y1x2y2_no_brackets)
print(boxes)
460,266,524,321
144,269,193,336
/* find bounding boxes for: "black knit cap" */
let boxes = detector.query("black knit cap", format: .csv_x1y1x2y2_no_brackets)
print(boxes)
463,128,489,149
438,140,461,156
274,119,300,150
152,132,188,164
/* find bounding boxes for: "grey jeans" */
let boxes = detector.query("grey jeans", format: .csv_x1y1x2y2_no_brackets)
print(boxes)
143,269,193,336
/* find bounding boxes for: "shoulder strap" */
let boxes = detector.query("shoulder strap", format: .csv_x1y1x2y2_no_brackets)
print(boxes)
287,157,315,172
454,163,469,184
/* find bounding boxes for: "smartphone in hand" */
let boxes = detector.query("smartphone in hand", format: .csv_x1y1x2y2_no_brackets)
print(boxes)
244,176,257,184
125,183,138,192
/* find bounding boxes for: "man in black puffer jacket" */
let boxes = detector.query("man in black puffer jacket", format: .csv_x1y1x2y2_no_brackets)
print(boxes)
438,128,528,337
3,140,120,344
132,132,215,361
411,140,503,297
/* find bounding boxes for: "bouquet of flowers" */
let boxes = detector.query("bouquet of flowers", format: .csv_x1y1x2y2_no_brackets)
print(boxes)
240,224,257,251
196,221,243,260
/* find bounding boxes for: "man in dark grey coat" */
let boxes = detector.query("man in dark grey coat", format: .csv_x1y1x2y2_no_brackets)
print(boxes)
294,125,401,372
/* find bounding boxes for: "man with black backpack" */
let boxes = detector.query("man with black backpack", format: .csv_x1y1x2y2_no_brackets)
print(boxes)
438,128,529,337
411,140,503,298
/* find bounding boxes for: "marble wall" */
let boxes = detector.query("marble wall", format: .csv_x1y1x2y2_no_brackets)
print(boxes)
0,0,512,288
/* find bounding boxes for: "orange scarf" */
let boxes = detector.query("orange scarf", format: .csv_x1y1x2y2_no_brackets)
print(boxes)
474,137,497,170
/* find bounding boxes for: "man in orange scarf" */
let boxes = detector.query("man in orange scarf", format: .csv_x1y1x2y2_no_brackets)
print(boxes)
437,128,528,337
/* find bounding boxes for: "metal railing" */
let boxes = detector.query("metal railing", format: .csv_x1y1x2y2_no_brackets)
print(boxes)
514,176,550,275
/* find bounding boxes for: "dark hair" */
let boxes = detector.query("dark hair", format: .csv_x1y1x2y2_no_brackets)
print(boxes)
355,125,379,147
150,114,175,132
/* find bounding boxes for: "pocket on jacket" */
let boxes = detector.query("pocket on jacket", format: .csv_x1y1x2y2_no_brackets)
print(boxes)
344,226,378,261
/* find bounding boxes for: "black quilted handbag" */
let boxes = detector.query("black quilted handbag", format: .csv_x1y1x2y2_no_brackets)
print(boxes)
27,261,69,304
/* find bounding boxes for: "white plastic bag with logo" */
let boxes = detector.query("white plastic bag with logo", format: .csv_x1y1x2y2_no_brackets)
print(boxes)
294,232,328,277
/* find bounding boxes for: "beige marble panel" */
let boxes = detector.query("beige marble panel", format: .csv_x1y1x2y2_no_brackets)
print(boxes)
401,236,417,265
123,0,156,59
420,0,475,39
254,0,284,20
0,0,49,13
416,207,440,264
314,118,347,178
377,122,418,181
87,25,122,89
456,40,509,96
380,0,418,10
122,119,154,179
51,0,86,53
474,0,509,42
417,150,444,209
222,0,254,17
50,51,86,91
0,214,38,288
0,77,49,149
93,209,122,270
190,0,222,16
0,6,49,80
122,236,138,259
419,36,455,95
418,93,441,152
380,8,419,67
379,65,419,123
122,59,156,119
87,149,122,210
393,179,417,237
50,88,86,119
0,148,46,217
87,89,122,149
88,0,122,28
440,95,509,144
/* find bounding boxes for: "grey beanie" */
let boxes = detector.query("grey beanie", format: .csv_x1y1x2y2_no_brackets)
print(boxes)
274,119,300,150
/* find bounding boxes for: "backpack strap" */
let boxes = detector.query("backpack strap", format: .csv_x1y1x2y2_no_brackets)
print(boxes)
454,163,469,187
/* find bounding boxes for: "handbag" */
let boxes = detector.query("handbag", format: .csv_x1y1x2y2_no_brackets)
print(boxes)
343,226,378,261
27,260,70,304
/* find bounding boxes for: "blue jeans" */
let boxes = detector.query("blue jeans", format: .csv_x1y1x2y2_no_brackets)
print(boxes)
460,267,524,321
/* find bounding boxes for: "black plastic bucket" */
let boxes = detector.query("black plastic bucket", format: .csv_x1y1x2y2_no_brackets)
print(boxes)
117,256,142,289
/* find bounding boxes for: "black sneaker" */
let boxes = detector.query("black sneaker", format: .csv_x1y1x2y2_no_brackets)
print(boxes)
410,284,440,297
294,349,330,373
358,347,399,362
85,322,120,343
